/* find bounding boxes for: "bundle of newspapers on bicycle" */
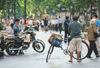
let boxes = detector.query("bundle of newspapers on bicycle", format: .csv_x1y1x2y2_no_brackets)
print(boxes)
18,32,30,42
0,30,8,39
48,33,62,48
7,35,15,39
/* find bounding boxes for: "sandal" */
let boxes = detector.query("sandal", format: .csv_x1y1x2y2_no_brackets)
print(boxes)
68,60,72,63
77,60,81,62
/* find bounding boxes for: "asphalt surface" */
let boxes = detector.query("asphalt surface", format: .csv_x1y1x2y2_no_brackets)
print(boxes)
0,31,100,68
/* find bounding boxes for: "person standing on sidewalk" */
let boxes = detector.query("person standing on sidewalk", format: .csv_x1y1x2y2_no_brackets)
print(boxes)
28,17,33,26
58,16,63,34
68,16,82,62
87,19,100,58
92,15,100,53
43,17,48,32
5,20,13,34
64,16,70,43
51,18,55,31
55,18,58,32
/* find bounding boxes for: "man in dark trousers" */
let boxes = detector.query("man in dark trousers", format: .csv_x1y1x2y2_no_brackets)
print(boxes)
64,16,70,43
58,16,63,34
43,17,48,32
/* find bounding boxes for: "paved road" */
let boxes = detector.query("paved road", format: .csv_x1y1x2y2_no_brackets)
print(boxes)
0,31,100,68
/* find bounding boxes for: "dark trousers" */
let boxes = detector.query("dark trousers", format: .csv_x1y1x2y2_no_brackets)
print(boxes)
35,27,39,31
64,30,70,39
55,24,58,31
87,40,98,57
58,23,62,34
24,27,29,31
52,25,55,31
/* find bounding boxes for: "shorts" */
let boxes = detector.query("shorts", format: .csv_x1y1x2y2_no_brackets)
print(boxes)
69,38,82,52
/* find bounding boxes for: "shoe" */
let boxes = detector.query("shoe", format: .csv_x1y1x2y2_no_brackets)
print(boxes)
0,52,4,57
77,60,81,62
68,60,72,63
87,56,92,58
96,55,100,58
64,41,67,43
19,51,24,55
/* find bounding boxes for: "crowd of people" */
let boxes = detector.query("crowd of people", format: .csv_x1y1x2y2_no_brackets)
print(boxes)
0,14,100,63
68,14,100,62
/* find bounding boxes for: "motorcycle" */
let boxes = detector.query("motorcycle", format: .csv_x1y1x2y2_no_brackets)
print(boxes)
0,36,5,57
6,27,45,56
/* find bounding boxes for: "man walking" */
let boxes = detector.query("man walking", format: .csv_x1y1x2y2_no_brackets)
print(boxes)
68,16,82,62
43,17,48,32
64,16,70,43
58,16,63,34
92,15,100,53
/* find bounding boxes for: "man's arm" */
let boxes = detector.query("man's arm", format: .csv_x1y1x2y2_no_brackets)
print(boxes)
80,24,82,32
68,24,71,32
93,24,97,33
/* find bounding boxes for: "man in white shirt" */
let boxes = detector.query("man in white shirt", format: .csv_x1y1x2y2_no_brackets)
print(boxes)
28,17,33,26
58,16,63,34
5,20,13,34
10,18,14,25
55,18,58,31
51,18,55,31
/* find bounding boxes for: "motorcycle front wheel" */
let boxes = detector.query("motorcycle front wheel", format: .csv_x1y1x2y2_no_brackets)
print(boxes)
32,40,45,53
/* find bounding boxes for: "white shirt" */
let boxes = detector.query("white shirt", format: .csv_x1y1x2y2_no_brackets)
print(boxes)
10,19,14,25
41,20,44,25
90,19,96,24
55,20,58,24
36,20,40,25
6,26,13,34
28,20,33,26
51,19,55,24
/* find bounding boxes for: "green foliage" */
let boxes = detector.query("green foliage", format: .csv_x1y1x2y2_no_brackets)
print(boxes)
0,0,6,10
0,0,99,18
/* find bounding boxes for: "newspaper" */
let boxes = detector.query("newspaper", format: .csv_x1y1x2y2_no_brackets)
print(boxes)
24,34,30,42
52,33,62,40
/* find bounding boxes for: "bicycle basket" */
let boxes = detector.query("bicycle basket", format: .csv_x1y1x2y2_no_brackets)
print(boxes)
48,34,54,43
48,33,62,47
52,40,62,47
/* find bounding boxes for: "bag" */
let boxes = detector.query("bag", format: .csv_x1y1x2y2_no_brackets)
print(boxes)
92,25,100,38
48,33,62,47
94,32,100,38
52,40,62,47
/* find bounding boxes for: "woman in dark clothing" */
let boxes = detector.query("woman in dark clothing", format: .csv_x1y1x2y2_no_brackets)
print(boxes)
87,20,100,58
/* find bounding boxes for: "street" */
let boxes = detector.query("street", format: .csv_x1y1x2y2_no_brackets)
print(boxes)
0,31,100,68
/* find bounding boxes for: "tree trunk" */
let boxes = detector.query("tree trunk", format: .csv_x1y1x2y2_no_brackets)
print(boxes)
83,10,89,25
1,10,3,22
97,4,100,19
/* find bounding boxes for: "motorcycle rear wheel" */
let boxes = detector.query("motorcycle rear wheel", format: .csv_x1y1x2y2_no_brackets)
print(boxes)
6,42,18,56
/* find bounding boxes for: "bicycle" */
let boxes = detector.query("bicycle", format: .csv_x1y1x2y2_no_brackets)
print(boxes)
46,33,89,63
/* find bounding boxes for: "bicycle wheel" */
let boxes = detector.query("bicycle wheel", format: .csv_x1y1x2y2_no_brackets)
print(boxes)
46,45,54,63
32,41,45,53
73,40,89,60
